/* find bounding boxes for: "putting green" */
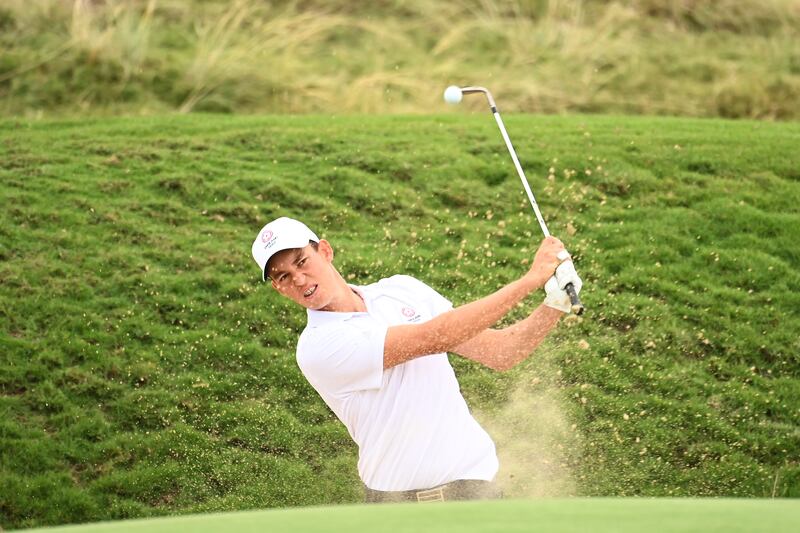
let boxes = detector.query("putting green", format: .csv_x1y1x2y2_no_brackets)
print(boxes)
23,498,799,533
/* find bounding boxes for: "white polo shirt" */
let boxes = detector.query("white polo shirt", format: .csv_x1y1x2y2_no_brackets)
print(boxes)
296,274,498,491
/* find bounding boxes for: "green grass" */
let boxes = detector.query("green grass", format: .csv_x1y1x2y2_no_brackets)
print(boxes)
19,499,800,533
1,113,799,529
1,0,799,118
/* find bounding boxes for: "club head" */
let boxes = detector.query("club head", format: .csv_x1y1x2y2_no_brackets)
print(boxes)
445,86,496,110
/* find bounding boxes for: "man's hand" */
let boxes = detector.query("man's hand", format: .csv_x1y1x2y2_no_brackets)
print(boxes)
526,236,566,289
543,259,583,313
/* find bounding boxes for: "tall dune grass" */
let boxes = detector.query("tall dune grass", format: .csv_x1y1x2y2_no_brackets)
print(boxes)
0,0,798,117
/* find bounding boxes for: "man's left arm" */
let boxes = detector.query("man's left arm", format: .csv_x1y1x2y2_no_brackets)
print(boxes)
452,303,563,372
454,257,583,371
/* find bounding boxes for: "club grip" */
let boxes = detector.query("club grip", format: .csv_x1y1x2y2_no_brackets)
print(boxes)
564,282,585,315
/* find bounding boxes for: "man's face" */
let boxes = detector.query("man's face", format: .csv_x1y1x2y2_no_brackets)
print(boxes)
267,241,337,310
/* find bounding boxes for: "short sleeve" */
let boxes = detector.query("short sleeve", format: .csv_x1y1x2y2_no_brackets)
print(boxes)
391,275,453,316
296,316,387,397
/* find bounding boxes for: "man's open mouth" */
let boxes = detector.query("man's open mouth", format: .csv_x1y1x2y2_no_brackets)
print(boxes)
303,285,317,298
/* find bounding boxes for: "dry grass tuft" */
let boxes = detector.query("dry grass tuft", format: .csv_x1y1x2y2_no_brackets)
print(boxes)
1,0,799,117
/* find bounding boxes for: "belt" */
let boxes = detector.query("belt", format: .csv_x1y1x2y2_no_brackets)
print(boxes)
364,479,502,503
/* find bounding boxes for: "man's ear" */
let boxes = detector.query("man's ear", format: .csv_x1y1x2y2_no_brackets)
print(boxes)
317,239,334,263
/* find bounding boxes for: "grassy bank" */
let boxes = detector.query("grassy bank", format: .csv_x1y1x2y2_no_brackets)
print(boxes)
1,113,799,529
1,0,799,118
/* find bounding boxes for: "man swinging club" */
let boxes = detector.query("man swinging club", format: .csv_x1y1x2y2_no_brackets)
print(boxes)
251,216,582,503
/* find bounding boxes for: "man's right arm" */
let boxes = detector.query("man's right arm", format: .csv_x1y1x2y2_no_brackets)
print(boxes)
382,236,565,369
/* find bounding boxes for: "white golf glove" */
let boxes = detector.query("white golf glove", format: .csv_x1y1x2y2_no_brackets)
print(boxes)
543,259,583,313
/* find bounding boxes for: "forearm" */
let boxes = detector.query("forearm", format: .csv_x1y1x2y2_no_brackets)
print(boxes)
384,276,538,367
455,303,563,371
492,304,563,369
422,277,541,350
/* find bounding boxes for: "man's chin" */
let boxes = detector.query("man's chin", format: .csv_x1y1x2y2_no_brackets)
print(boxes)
297,295,327,311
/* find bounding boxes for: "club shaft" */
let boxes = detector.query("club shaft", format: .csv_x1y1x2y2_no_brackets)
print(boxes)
492,111,550,238
462,86,584,315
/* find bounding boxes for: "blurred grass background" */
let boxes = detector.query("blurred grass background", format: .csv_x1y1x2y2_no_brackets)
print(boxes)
1,0,799,118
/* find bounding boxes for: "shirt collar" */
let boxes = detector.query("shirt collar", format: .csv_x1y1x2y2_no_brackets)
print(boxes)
306,284,370,327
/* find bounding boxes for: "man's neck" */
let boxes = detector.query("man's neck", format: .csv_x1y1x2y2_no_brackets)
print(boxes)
320,276,367,313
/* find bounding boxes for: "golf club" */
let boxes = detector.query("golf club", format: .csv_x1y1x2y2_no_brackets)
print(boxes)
444,85,585,315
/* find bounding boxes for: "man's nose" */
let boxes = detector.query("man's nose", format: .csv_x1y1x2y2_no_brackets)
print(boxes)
292,272,306,286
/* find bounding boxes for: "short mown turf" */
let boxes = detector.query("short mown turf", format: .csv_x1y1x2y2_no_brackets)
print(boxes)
20,498,800,533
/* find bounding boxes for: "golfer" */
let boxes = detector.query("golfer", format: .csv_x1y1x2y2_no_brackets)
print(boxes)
251,217,582,503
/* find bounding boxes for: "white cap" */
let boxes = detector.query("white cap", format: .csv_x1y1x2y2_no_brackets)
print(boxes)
252,217,319,281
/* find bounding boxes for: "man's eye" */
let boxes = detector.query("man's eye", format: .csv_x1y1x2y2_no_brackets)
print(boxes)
278,274,287,282
298,258,307,266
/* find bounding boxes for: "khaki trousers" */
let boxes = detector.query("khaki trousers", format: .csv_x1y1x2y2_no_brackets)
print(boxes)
364,479,503,503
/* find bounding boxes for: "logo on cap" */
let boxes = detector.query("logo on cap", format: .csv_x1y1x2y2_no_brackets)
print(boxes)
261,230,279,250
401,307,416,318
